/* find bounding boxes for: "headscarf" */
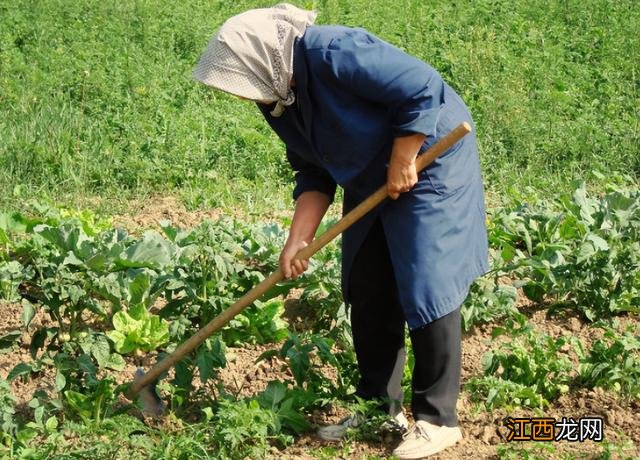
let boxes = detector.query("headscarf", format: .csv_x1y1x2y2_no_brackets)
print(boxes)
193,3,317,117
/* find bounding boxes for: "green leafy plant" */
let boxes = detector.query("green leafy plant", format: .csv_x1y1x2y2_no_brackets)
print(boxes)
206,397,283,459
575,325,640,398
0,260,33,301
489,182,640,321
0,379,18,437
496,442,558,460
461,276,521,331
466,328,572,409
64,377,118,424
256,381,311,434
260,331,342,400
224,299,288,346
107,303,170,354
466,375,548,410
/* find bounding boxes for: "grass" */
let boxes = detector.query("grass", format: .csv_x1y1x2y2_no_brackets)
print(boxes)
1,0,638,215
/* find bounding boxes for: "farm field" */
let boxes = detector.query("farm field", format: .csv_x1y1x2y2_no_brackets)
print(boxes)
1,0,639,459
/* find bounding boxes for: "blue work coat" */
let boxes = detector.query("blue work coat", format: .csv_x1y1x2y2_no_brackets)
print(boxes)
259,25,489,329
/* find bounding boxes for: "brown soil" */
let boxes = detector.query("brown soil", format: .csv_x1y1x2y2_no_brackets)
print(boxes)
112,196,224,232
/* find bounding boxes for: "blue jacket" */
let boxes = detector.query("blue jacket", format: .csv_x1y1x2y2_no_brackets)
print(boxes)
259,25,489,328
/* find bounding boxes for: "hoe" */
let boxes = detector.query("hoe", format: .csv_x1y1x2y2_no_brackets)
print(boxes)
126,122,472,415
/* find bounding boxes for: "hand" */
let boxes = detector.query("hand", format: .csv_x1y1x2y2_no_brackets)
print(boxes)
387,133,424,199
279,238,309,279
387,157,418,200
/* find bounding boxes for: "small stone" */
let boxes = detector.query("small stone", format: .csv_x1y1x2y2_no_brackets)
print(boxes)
482,426,494,444
568,317,582,332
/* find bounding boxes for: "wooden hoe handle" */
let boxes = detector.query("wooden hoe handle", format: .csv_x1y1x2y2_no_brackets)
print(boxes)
126,122,472,399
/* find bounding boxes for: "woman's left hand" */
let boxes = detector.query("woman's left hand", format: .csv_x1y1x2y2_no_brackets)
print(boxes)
387,158,418,200
387,133,425,199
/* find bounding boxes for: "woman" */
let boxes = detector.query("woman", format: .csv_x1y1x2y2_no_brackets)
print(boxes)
193,4,488,459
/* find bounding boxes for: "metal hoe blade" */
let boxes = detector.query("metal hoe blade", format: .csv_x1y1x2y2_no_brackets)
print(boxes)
134,368,164,416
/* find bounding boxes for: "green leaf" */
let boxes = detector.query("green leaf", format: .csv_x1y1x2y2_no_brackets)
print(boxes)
107,304,169,354
111,310,135,332
522,282,545,303
106,330,131,354
278,402,311,433
62,251,84,267
128,303,147,321
117,232,174,269
202,406,214,422
15,427,38,444
29,327,50,359
586,233,609,251
55,371,66,392
577,241,596,263
8,362,33,381
77,354,98,384
0,330,22,351
34,406,44,425
35,224,87,253
102,353,126,371
90,335,112,366
127,270,151,307
572,183,596,225
0,212,28,234
64,390,91,419
196,338,226,383
258,381,287,409
173,360,194,391
45,416,58,431
21,300,36,328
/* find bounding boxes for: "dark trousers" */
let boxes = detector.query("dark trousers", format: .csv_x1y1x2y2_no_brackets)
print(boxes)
348,219,461,427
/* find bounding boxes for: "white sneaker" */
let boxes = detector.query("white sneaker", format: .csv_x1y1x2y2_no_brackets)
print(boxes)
317,411,409,441
392,420,462,459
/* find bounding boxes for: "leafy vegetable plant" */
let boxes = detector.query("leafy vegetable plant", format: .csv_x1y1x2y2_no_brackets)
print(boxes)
575,324,640,399
466,328,572,409
489,181,640,321
107,303,170,354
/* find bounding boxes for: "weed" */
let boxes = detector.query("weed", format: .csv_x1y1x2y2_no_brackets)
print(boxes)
466,328,572,409
575,324,640,399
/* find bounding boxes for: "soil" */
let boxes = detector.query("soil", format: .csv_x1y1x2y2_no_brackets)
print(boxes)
112,196,223,232
1,203,638,459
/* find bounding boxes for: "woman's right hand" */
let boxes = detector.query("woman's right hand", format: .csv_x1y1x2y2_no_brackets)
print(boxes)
279,190,331,280
279,238,309,279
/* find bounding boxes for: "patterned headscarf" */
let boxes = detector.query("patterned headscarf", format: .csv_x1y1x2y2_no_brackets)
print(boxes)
193,3,316,117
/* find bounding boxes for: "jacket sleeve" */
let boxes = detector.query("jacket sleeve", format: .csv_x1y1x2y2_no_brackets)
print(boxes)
320,28,445,138
287,148,337,203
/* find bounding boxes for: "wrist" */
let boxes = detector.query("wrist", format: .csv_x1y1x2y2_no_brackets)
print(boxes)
390,150,416,167
286,235,310,247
